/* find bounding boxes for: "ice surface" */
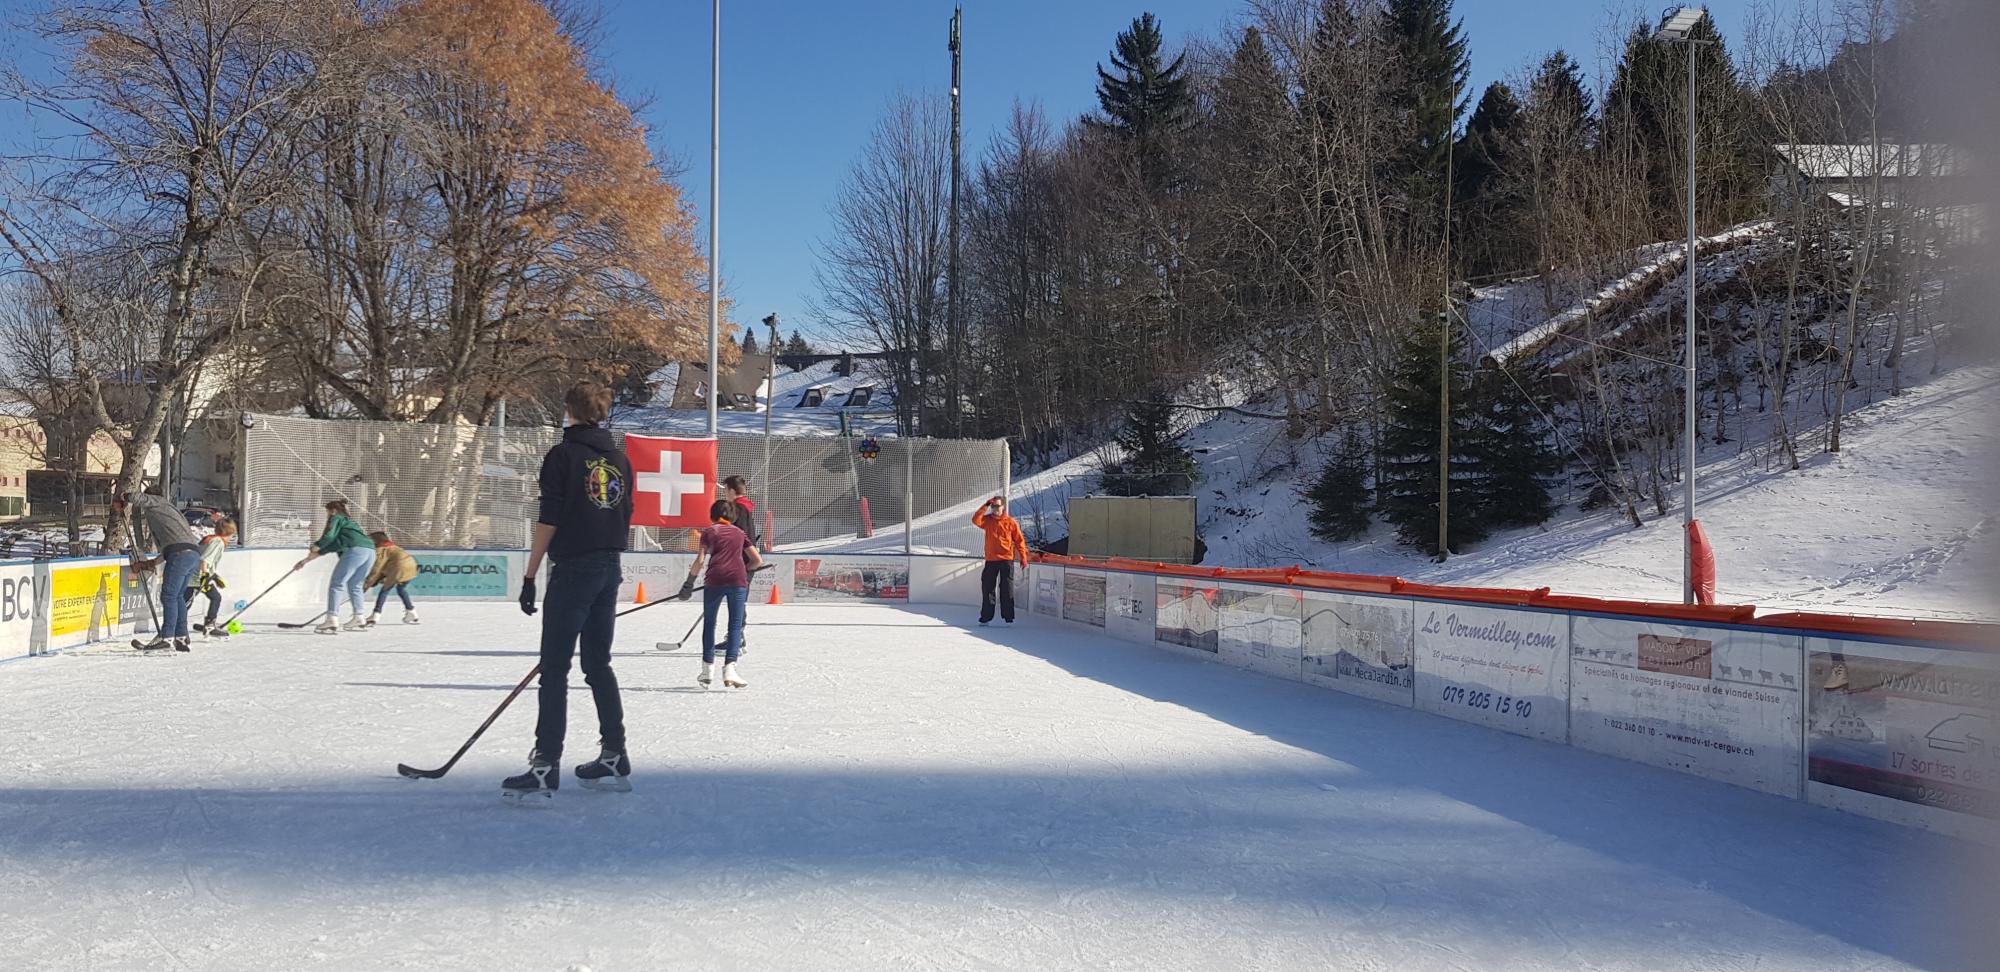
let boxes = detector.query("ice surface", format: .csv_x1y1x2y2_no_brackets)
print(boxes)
1,603,1981,971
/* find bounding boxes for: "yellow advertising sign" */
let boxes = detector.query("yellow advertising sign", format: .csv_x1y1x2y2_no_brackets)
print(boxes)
50,564,121,638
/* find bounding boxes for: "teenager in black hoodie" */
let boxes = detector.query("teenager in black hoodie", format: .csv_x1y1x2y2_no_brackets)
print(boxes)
504,382,636,802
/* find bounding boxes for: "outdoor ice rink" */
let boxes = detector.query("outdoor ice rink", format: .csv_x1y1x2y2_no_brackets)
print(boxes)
1,602,1983,972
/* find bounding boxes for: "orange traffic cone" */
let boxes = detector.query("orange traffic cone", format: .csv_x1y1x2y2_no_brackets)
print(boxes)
767,584,783,605
634,582,648,604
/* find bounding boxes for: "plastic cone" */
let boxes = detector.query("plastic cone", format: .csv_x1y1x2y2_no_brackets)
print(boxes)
634,582,648,604
767,584,782,605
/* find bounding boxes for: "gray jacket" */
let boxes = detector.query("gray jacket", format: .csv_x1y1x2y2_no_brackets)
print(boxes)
130,492,200,554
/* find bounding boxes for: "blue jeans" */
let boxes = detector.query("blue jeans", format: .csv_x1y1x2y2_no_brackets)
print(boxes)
328,547,376,617
702,585,748,664
158,547,201,638
534,551,626,761
374,583,413,614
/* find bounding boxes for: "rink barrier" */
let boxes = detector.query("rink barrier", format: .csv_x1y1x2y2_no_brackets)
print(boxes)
1027,554,1997,840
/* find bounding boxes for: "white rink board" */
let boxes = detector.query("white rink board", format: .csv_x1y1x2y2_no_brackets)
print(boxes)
1030,564,1063,619
1103,570,1155,645
1215,584,1302,681
909,557,983,606
1571,617,1804,797
1298,591,1415,706
1804,637,2000,838
1415,603,1570,741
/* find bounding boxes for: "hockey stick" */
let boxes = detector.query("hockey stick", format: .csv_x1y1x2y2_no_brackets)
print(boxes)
653,562,774,650
277,613,329,630
215,566,303,630
396,569,770,781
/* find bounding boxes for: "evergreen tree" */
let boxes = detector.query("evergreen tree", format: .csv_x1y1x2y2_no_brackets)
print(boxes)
1377,321,1485,556
784,329,815,356
1092,13,1190,189
1604,14,1761,237
741,329,759,355
1452,81,1525,274
1386,0,1471,239
1305,440,1372,542
1103,395,1199,497
1468,368,1561,528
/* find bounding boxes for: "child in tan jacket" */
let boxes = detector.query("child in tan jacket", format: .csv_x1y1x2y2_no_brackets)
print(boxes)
364,531,421,626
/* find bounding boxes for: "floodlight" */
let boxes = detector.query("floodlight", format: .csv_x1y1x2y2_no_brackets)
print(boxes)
1657,6,1706,41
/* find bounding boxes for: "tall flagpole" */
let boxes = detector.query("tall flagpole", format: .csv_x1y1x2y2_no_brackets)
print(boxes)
706,0,721,437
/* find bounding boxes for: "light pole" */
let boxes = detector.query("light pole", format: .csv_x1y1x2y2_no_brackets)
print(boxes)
706,0,721,438
1658,5,1707,605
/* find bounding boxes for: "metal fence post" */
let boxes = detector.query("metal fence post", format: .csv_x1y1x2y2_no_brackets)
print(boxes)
905,437,915,555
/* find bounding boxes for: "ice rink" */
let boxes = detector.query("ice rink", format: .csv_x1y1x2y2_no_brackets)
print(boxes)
1,602,1983,971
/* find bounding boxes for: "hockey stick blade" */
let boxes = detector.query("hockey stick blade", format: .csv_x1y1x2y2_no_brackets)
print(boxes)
277,613,329,630
396,762,448,780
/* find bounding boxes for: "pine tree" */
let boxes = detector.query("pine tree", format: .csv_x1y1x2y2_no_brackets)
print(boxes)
1104,396,1199,497
1377,321,1485,556
1092,13,1190,189
1604,14,1761,237
1305,441,1372,542
1453,81,1525,275
1469,367,1561,529
1386,0,1471,239
741,329,759,355
784,330,814,356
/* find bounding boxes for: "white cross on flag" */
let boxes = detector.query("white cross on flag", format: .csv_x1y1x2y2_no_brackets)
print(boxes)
625,435,719,528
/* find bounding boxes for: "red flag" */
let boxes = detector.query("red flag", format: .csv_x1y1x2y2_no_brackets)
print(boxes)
1687,519,1719,606
624,435,718,528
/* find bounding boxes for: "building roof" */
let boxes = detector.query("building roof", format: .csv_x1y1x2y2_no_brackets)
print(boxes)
615,358,899,437
1774,143,1967,181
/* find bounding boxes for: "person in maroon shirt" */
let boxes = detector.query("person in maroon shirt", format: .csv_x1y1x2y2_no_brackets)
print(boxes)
678,499,763,689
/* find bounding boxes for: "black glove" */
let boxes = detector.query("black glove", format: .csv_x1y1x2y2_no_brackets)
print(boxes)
519,577,538,616
675,577,695,601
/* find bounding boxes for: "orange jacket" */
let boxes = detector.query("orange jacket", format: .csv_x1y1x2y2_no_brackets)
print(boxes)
972,508,1028,563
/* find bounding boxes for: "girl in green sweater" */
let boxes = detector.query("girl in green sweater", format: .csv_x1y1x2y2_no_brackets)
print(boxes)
296,500,377,633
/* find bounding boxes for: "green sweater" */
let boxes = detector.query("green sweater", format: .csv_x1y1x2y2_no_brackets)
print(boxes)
315,514,373,555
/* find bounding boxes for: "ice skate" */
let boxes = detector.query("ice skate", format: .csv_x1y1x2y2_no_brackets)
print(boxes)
173,637,191,653
314,617,340,635
501,751,558,804
574,748,632,793
132,636,170,652
342,614,369,632
364,612,380,628
697,661,714,688
723,662,748,689
403,609,421,625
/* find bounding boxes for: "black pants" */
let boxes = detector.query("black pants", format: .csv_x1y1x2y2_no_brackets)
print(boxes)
979,560,1016,623
533,551,626,761
183,585,221,627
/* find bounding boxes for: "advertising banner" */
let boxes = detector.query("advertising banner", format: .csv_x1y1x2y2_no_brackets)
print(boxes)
408,553,512,599
117,565,147,628
1415,604,1569,740
1805,637,2000,832
49,562,121,644
1571,617,1802,796
1214,585,1302,679
792,557,910,601
1062,571,1107,628
1300,592,1416,706
1103,570,1155,645
1154,579,1218,655
1033,566,1062,618
0,561,44,659
618,553,696,602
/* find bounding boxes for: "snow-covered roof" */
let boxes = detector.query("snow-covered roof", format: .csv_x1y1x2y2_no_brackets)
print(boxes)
615,358,899,437
1774,143,1966,181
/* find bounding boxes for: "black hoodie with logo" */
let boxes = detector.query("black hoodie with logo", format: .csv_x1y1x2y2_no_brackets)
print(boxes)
537,423,634,561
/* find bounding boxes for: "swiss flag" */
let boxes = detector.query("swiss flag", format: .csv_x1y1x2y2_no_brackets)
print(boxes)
625,435,719,528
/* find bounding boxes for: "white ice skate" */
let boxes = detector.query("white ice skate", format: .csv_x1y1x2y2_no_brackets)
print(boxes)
403,609,421,625
314,617,340,635
342,614,369,632
697,661,714,688
364,612,380,628
722,662,748,689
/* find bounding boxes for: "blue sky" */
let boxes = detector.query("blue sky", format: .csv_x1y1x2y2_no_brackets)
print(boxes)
0,1,1755,347
613,0,1752,348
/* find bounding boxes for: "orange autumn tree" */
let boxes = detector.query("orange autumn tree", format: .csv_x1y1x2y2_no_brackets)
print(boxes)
279,0,715,423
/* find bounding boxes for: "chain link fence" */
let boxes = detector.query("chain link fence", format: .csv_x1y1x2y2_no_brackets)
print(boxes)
241,414,1009,555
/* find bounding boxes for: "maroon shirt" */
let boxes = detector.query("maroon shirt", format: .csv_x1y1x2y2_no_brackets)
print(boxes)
700,522,751,588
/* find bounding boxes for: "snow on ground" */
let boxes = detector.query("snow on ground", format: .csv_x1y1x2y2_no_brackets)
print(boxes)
1190,363,1999,620
1,603,1985,971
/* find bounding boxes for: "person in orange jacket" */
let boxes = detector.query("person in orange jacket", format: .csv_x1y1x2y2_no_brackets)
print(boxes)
972,495,1028,624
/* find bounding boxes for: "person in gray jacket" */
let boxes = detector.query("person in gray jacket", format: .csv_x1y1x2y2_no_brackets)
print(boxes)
114,491,203,652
